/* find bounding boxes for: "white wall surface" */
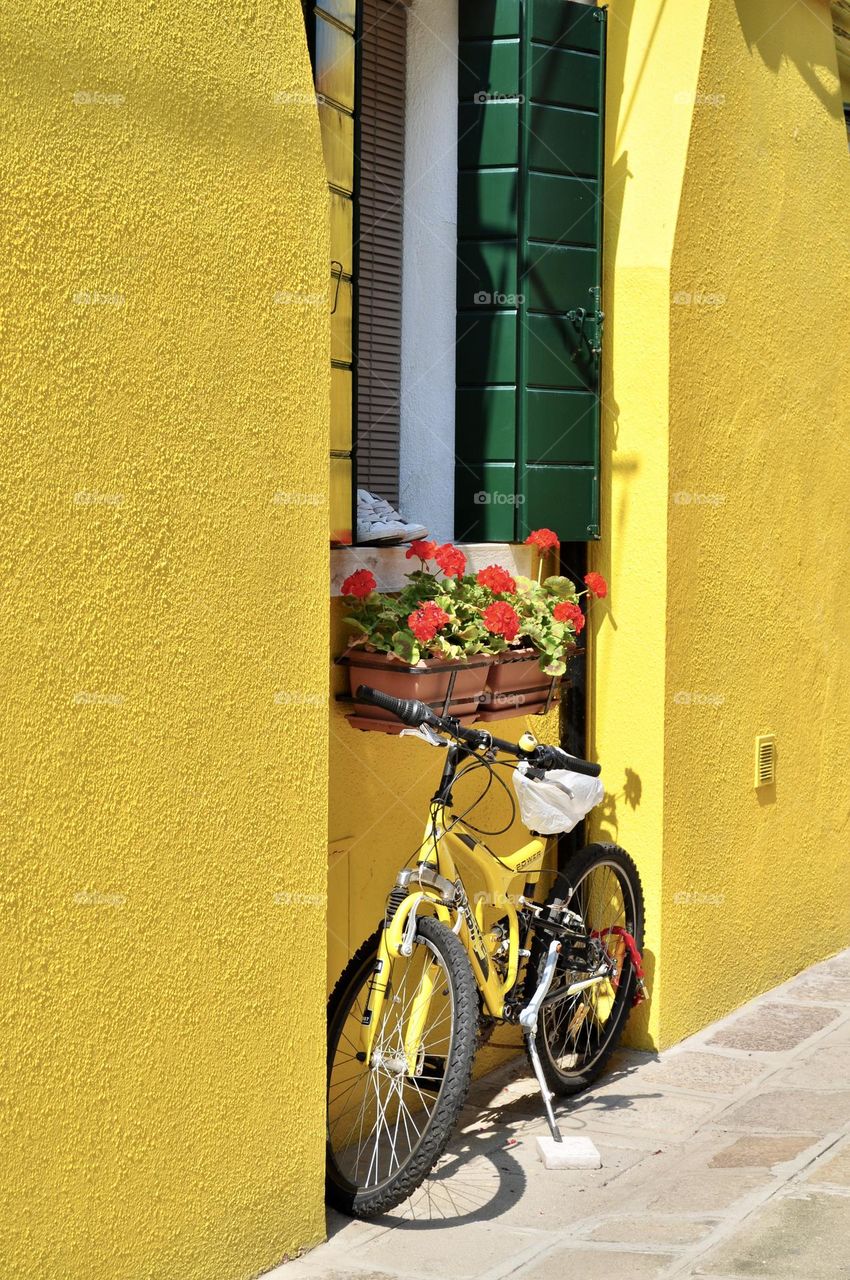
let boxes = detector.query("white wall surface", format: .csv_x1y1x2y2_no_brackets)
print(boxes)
398,0,458,542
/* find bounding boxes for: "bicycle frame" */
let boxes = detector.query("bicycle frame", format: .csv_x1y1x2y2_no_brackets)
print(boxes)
360,741,549,1065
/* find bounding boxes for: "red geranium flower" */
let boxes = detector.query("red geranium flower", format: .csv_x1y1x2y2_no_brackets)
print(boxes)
405,539,438,562
584,571,608,599
525,528,559,554
481,601,520,643
434,543,467,578
341,569,377,599
554,600,585,634
476,564,516,594
408,601,450,644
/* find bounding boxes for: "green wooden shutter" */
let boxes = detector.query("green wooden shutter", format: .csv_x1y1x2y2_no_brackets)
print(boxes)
455,0,606,542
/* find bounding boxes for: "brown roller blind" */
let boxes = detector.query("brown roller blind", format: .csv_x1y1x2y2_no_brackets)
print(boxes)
355,0,407,507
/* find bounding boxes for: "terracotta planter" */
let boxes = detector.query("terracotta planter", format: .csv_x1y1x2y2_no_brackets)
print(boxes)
344,650,491,734
475,647,557,722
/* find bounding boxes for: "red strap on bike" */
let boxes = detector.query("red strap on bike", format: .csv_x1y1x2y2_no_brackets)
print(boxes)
591,926,647,1005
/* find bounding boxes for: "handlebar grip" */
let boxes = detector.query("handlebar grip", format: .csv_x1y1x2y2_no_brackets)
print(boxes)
534,744,601,777
355,684,440,728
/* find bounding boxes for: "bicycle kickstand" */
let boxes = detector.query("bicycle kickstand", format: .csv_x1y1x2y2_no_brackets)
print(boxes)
519,939,563,1144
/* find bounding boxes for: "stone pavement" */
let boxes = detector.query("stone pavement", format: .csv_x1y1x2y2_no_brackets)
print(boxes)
266,950,850,1280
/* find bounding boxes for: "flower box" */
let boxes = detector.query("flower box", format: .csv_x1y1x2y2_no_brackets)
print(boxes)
475,647,558,721
343,650,490,734
337,534,605,735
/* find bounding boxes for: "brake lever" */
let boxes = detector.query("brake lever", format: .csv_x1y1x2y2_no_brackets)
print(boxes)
399,723,448,748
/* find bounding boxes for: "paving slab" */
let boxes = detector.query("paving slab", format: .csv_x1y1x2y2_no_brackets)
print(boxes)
706,1002,839,1052
822,952,850,978
259,949,850,1280
585,1213,716,1245
342,1220,541,1280
631,1050,768,1096
817,1017,850,1046
781,973,850,1004
690,1190,850,1278
772,1044,850,1090
625,1166,770,1215
804,1139,850,1187
523,1248,675,1279
564,1084,717,1136
708,1134,818,1169
715,1088,850,1136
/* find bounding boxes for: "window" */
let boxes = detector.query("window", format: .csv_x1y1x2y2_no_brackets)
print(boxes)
306,0,408,544
307,0,606,546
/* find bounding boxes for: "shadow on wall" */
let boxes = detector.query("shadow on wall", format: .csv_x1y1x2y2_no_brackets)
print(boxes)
596,766,643,843
733,0,846,117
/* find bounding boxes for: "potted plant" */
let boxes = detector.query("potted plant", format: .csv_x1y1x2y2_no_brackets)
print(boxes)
338,534,608,731
339,541,497,731
478,532,609,720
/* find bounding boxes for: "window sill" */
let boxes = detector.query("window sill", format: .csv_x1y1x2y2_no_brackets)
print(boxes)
330,543,536,597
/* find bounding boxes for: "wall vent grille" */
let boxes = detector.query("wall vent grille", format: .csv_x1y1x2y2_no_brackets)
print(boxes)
755,734,776,788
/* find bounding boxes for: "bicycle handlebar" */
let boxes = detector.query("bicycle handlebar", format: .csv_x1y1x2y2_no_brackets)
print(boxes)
354,684,602,778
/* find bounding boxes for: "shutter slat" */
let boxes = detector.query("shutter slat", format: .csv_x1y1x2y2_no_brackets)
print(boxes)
355,0,407,507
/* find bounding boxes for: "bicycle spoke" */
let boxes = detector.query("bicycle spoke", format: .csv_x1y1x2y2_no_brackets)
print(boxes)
328,929,457,1197
539,858,637,1077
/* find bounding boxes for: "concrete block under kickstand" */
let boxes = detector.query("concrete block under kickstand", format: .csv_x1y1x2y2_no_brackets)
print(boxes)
534,1135,602,1169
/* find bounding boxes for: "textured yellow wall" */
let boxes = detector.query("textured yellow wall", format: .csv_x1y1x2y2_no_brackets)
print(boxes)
0,2,330,1276
595,0,850,1050
591,0,712,1048
663,0,850,1043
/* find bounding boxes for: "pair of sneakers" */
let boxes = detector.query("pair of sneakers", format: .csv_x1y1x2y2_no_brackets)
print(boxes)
356,488,428,545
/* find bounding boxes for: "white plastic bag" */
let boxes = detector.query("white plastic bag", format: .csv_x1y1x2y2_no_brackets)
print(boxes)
511,762,604,835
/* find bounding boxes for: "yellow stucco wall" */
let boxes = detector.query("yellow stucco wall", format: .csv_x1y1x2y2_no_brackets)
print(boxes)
592,0,713,1049
595,0,850,1049
663,0,850,1043
1,2,330,1276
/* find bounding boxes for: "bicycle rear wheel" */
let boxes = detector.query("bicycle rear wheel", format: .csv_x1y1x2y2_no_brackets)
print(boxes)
529,842,645,1096
326,915,478,1218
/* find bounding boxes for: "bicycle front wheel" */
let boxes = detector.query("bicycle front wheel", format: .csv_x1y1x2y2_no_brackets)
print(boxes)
326,915,478,1218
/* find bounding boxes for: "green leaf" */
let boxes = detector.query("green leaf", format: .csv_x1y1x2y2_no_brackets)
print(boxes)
543,575,576,599
542,657,567,677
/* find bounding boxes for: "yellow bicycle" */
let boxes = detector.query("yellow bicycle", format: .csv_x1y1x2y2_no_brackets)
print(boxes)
327,685,646,1218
